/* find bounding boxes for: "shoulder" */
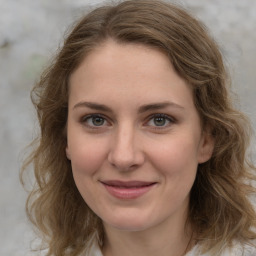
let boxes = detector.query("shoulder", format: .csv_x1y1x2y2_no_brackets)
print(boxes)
85,241,103,256
83,238,256,256
186,240,256,256
82,233,103,256
228,240,256,256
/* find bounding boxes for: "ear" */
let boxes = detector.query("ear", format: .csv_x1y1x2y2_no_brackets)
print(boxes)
197,130,215,164
66,145,71,160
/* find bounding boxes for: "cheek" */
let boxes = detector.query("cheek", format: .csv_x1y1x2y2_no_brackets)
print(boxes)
68,139,109,209
70,144,107,175
67,134,110,183
148,135,200,178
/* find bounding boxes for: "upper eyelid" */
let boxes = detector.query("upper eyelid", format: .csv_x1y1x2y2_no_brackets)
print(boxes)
79,113,176,124
81,113,107,120
81,114,110,124
146,113,175,122
142,113,176,129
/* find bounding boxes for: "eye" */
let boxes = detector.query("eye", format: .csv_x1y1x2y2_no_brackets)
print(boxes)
146,114,174,128
81,114,109,128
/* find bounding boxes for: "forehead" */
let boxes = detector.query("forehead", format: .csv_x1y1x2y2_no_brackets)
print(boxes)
69,40,194,110
72,40,172,77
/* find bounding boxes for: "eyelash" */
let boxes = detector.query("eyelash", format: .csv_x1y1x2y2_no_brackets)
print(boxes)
145,113,175,129
80,113,175,129
80,114,109,129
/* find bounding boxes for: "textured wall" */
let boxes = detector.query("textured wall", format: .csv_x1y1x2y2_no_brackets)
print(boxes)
0,0,255,255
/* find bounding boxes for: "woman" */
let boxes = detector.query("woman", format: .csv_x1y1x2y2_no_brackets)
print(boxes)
22,0,256,255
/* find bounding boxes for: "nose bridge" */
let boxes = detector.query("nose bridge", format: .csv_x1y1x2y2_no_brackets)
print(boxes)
108,122,143,170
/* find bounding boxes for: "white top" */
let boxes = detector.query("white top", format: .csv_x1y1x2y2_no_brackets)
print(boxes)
185,242,256,256
85,238,256,256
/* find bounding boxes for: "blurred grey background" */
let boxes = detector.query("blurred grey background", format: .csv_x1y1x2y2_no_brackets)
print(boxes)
0,0,255,255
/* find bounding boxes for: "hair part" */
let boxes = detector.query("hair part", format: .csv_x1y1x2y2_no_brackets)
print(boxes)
21,1,256,255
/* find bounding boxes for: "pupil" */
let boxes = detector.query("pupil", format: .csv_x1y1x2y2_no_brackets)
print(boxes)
154,117,165,126
93,117,104,126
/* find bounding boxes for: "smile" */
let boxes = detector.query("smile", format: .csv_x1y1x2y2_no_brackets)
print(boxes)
100,180,157,200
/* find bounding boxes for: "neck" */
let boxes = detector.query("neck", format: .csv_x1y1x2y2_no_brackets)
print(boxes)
102,209,194,256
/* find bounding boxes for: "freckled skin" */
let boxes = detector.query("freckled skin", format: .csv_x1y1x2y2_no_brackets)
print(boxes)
66,40,214,235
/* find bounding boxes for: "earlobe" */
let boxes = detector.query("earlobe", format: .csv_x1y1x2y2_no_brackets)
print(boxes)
66,146,71,160
198,131,215,164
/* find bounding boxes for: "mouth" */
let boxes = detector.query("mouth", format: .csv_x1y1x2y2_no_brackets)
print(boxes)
100,180,157,199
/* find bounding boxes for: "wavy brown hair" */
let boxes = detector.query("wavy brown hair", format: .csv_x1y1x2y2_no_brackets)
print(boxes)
21,0,256,255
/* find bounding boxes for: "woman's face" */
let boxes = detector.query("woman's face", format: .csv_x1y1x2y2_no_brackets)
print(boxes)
66,40,214,232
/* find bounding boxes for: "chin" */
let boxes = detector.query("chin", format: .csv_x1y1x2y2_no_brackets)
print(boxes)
103,213,155,232
110,223,150,232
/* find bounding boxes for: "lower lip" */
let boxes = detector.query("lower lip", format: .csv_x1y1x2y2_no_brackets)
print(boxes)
102,183,156,199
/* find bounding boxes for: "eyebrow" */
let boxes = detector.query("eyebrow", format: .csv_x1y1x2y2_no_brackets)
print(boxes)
138,102,184,113
72,101,184,113
73,101,113,113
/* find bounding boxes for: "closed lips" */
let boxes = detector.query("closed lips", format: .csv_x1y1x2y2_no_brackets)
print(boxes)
101,180,157,188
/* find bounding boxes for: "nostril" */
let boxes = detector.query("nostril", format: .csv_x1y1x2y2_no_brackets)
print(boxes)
108,132,145,170
107,149,142,171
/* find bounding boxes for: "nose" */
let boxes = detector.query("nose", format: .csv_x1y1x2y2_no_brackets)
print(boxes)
107,124,145,171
